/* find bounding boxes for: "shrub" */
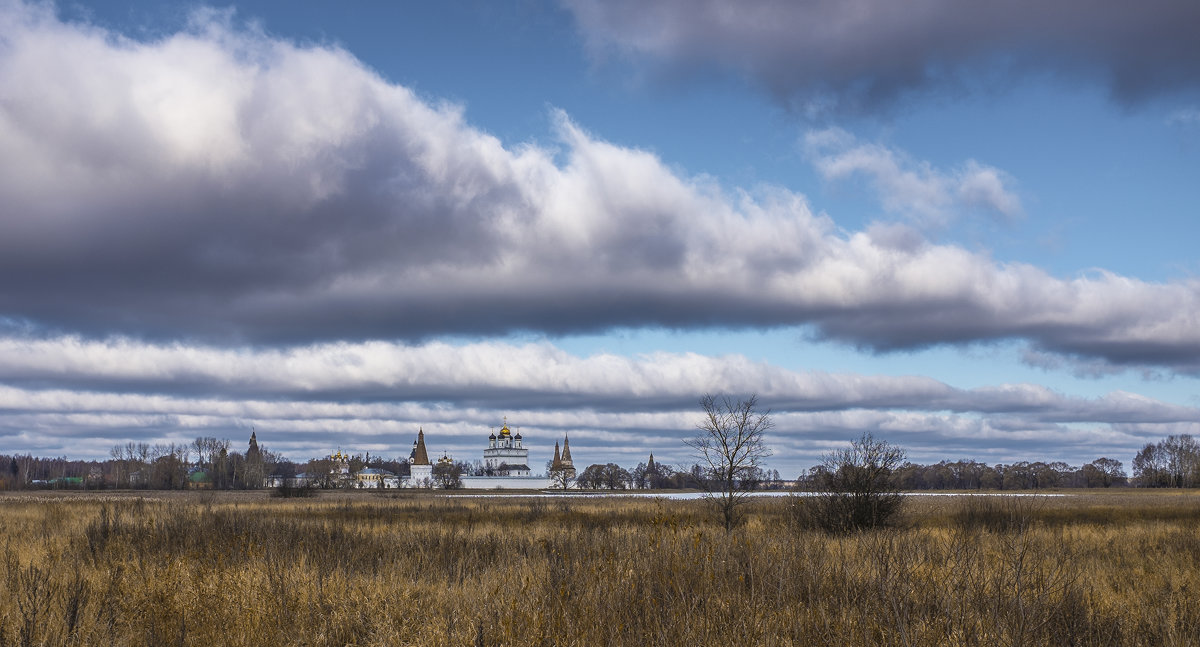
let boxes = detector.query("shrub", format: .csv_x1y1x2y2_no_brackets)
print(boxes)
796,433,905,533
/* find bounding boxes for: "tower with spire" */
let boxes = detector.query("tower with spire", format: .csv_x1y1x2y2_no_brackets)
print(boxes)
247,431,261,461
559,434,576,479
410,428,430,466
645,452,660,489
245,429,265,487
409,428,433,484
549,434,577,486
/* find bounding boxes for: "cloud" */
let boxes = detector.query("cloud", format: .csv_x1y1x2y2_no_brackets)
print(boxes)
804,128,1022,226
0,3,1199,374
0,382,1185,472
1,336,1198,423
1167,107,1200,126
562,0,1200,111
0,335,1195,469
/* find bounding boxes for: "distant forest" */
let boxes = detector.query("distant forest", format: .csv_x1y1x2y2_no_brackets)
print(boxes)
2,433,1198,491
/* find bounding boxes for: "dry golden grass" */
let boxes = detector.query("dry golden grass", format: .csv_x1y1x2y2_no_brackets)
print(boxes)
1,490,1199,646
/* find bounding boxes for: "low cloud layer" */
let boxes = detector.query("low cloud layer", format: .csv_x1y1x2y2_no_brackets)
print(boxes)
563,0,1200,111
0,336,1196,423
1,3,1199,377
0,336,1194,468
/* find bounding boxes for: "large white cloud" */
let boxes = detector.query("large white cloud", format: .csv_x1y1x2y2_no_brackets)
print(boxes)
0,2,1198,376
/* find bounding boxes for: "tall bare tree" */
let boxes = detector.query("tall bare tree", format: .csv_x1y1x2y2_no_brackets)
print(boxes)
687,394,773,532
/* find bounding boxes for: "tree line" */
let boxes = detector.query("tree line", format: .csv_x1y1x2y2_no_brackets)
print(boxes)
3,431,1200,492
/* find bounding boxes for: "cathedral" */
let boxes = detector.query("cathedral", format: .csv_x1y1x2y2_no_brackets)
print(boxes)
483,418,531,476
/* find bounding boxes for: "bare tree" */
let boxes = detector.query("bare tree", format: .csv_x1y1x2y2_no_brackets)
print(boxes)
600,463,631,490
1133,436,1199,488
549,465,574,490
686,394,773,532
1082,457,1126,488
432,461,464,489
1163,434,1200,487
576,464,605,489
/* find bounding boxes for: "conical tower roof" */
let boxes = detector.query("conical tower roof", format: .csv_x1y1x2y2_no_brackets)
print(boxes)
247,430,261,460
561,434,573,463
411,428,430,466
551,441,562,471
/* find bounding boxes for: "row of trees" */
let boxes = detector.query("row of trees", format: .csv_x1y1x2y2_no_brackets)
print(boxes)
106,438,278,490
0,454,104,490
1132,434,1200,488
570,461,783,491
876,457,1128,490
0,435,281,491
799,443,1200,492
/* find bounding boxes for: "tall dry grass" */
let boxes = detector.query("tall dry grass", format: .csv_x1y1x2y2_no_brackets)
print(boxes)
0,491,1198,646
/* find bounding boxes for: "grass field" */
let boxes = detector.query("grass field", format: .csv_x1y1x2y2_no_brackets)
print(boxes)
2,489,1199,646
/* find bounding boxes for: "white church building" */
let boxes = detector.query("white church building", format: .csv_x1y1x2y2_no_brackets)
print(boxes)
481,418,532,476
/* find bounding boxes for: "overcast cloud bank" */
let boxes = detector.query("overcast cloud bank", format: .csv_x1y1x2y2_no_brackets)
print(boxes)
0,3,1198,375
0,336,1195,468
0,336,1196,424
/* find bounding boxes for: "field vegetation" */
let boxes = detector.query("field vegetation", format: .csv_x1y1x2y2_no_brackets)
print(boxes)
2,490,1199,646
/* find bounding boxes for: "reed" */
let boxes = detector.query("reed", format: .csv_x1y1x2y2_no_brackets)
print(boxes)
0,491,1198,646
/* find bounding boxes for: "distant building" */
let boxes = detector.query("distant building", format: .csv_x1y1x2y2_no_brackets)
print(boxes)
549,434,577,481
355,467,395,488
188,468,212,489
483,418,531,476
266,424,558,490
409,428,433,484
331,450,351,475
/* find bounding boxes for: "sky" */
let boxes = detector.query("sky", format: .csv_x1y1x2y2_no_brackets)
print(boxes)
1,0,1198,477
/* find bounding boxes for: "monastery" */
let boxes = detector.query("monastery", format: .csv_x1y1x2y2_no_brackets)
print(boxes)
274,422,574,489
